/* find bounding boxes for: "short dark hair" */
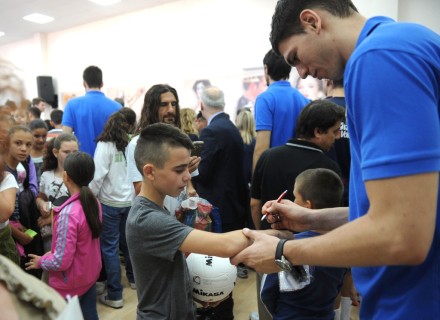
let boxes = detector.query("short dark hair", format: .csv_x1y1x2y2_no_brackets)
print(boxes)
270,0,358,55
28,106,41,119
196,111,205,121
83,66,103,88
136,84,181,133
50,109,63,125
295,100,345,139
295,168,343,208
32,97,45,106
263,49,292,80
134,123,193,174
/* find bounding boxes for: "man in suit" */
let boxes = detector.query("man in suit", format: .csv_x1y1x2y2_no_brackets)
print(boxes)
193,86,249,319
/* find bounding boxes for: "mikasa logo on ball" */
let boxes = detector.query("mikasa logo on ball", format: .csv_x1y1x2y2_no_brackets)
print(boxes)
193,288,224,297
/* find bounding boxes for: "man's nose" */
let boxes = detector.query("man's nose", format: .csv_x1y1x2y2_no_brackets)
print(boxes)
296,65,309,79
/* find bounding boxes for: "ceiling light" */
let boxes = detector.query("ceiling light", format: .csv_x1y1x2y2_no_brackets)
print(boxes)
0,32,5,37
88,0,122,6
23,13,54,24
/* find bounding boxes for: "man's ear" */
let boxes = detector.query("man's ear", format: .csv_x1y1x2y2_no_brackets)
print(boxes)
299,9,322,34
143,164,155,180
314,127,324,138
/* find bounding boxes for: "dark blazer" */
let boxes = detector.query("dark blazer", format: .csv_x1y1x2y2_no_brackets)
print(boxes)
193,112,249,229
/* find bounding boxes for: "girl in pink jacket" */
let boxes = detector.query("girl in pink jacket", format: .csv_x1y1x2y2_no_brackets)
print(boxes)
27,151,102,320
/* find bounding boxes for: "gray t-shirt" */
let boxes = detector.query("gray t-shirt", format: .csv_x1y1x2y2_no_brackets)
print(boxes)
126,196,195,320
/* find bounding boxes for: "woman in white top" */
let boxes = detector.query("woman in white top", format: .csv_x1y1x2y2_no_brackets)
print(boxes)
90,111,135,308
36,133,78,253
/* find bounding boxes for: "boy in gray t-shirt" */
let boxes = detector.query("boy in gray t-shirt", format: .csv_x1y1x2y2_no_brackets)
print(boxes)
126,123,252,319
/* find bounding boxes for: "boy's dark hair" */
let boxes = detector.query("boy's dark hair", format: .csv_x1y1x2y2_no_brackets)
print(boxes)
295,168,343,208
83,65,103,88
135,123,194,174
42,133,77,172
270,0,358,55
96,112,130,153
64,152,102,238
29,118,48,131
50,109,63,125
263,49,292,80
136,84,181,134
28,106,41,119
295,100,345,139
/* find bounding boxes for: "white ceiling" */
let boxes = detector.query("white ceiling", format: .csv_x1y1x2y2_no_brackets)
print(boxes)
0,0,179,46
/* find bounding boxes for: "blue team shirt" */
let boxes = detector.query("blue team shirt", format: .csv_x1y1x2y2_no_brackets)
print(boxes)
254,81,309,147
345,16,440,319
62,91,121,156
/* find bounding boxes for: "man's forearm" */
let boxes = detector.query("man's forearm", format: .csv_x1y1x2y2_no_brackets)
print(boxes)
309,207,349,231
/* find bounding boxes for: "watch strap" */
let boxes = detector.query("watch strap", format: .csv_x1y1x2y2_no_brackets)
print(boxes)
275,239,288,260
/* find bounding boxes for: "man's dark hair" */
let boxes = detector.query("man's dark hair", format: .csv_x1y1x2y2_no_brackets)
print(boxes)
295,100,345,139
50,109,63,125
295,168,343,208
135,123,194,174
135,84,181,133
83,65,103,88
196,111,205,121
28,106,41,119
32,97,45,106
263,49,292,80
270,0,358,55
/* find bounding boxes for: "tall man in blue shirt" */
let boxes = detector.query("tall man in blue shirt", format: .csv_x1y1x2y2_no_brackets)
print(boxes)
232,1,440,319
62,65,121,156
252,49,309,172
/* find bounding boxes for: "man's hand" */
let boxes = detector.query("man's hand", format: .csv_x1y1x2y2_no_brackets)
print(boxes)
230,228,280,273
263,200,312,232
188,156,201,173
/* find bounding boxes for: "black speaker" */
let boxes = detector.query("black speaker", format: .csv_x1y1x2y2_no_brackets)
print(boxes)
37,76,55,103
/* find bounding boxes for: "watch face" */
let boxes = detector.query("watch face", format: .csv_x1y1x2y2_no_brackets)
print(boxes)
275,258,292,272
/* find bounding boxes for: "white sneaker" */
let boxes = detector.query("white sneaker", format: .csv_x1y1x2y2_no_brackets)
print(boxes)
129,282,136,290
96,281,106,295
99,295,123,309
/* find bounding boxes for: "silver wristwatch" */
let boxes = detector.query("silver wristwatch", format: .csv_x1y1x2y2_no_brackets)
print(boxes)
275,239,292,272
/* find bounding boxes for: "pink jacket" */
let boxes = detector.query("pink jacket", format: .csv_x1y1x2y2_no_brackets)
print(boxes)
39,192,102,298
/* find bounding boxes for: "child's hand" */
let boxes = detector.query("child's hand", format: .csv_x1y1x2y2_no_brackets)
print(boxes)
25,254,41,270
193,294,230,308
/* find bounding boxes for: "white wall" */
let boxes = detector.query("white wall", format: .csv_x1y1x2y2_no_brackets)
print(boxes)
0,0,437,116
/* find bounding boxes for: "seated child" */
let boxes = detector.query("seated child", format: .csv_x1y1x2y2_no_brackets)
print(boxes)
261,168,348,320
126,123,252,319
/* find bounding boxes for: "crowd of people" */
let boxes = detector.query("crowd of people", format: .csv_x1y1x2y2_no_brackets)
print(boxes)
0,1,439,320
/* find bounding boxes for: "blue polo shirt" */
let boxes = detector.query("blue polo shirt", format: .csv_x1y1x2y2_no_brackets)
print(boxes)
345,16,440,319
254,81,309,147
62,91,121,156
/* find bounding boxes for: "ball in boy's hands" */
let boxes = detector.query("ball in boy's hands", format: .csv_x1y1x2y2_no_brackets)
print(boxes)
186,253,237,302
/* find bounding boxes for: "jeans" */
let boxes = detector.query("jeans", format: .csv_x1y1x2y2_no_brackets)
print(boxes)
100,204,133,300
79,284,99,320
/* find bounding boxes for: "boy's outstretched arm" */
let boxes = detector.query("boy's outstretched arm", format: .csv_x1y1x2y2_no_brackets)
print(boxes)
180,229,252,258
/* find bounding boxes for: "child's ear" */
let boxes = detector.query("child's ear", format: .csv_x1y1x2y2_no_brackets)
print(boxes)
143,164,155,180
305,200,313,209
